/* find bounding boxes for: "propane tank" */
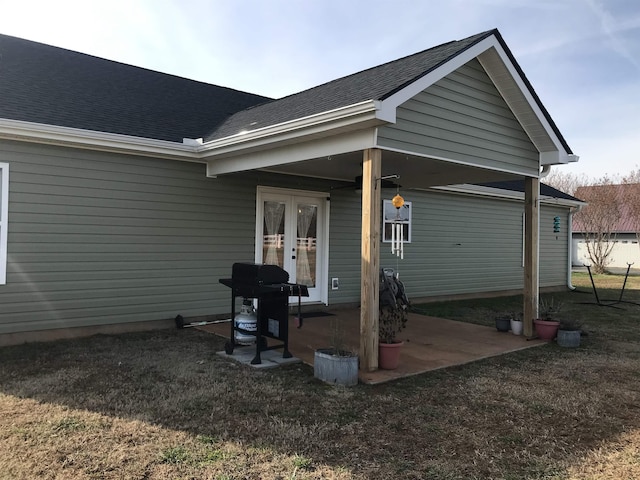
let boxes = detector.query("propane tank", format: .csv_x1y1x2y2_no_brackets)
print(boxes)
234,299,257,345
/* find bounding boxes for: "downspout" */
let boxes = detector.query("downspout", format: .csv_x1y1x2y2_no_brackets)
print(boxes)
540,164,582,290
567,204,584,290
540,164,552,178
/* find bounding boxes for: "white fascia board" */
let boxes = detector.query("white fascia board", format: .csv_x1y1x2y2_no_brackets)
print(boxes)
198,100,382,158
0,118,201,162
206,128,376,177
0,162,8,284
541,151,580,165
478,44,572,158
379,36,503,110
431,183,586,208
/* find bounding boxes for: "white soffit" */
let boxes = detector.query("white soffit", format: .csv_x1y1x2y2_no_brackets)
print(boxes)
206,128,376,177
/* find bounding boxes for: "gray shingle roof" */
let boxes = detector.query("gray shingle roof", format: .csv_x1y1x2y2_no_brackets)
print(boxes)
204,30,494,141
0,29,571,156
478,180,583,202
0,34,271,142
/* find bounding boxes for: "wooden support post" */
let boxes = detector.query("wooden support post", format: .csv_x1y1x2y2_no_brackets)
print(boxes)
524,176,539,337
360,148,381,372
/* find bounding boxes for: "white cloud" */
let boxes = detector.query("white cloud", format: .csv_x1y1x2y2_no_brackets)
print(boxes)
585,0,640,70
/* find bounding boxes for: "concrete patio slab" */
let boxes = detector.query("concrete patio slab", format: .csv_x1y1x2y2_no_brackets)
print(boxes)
202,308,545,383
216,345,302,369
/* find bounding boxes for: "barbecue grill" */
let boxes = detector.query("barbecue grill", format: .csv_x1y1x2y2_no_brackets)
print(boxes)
219,263,309,365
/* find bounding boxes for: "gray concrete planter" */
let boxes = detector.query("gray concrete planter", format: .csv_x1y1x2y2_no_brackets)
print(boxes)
557,329,581,348
314,349,358,386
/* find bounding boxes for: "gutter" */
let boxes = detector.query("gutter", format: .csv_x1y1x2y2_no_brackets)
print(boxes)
197,100,382,157
0,100,384,163
0,118,199,161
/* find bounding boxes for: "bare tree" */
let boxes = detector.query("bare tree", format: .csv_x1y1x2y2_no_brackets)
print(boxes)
544,170,590,196
620,171,640,259
574,179,621,274
621,168,640,184
547,168,639,273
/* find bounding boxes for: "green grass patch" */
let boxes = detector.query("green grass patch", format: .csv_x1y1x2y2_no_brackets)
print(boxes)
159,445,190,464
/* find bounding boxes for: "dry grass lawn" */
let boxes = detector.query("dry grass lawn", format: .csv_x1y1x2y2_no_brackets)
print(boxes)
0,272,639,479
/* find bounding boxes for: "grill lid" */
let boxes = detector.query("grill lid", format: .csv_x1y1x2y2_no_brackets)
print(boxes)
231,262,290,285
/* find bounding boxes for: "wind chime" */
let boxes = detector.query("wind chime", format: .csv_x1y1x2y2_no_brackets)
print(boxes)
390,188,405,259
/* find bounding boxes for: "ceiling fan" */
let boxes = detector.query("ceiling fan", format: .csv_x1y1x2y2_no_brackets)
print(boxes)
330,175,400,191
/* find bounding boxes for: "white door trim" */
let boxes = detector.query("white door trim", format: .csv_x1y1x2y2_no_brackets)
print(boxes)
255,186,329,305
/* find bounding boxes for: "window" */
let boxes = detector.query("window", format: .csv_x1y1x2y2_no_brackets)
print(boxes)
382,199,411,243
0,163,8,285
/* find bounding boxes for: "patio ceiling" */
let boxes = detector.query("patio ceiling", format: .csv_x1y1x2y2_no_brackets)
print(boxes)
264,148,521,189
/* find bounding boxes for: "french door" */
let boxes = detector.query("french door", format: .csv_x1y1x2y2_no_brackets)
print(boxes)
256,187,327,303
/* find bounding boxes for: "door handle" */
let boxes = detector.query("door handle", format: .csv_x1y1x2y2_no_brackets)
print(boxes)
292,256,296,260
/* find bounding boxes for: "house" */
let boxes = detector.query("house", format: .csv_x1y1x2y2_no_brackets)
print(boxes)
572,184,640,269
0,29,580,369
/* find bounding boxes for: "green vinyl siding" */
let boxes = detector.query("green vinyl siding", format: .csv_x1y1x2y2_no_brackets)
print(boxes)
0,140,341,335
539,206,569,287
327,188,569,304
0,140,260,334
327,189,363,305
386,190,524,297
377,59,539,176
0,139,569,336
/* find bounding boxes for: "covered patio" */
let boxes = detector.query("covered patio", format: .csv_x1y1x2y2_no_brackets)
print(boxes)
202,310,545,384
204,30,577,374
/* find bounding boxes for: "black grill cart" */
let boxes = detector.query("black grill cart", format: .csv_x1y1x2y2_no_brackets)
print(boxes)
219,263,308,365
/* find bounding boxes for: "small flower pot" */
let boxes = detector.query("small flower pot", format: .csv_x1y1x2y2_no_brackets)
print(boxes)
510,319,523,336
378,341,403,370
495,317,510,332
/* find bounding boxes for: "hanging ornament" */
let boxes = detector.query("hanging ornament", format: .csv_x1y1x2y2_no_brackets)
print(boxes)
391,193,405,259
392,193,404,209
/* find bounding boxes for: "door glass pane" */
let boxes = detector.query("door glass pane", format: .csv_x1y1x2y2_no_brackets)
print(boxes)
263,201,285,267
296,203,317,287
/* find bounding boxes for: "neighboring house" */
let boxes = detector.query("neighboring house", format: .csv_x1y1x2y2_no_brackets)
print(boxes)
572,184,640,269
0,29,580,351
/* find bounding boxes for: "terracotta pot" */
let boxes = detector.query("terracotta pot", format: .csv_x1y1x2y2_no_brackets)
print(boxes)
533,319,560,340
378,341,403,370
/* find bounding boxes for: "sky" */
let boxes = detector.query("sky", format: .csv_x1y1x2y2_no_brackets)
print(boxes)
1,0,639,179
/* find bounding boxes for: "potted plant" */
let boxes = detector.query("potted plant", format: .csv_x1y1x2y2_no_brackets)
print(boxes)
379,305,408,369
510,312,523,336
314,317,359,386
378,268,409,370
556,319,582,348
534,298,562,340
495,314,511,332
